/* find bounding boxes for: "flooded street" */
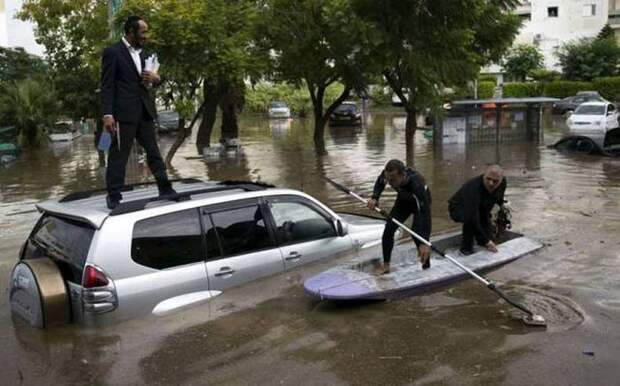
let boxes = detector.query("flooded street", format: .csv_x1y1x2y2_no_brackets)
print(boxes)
1,110,620,385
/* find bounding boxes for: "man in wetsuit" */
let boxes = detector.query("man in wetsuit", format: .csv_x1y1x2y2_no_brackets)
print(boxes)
448,165,506,255
367,159,432,275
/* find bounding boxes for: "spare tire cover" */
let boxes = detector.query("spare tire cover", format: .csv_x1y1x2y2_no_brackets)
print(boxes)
9,259,70,328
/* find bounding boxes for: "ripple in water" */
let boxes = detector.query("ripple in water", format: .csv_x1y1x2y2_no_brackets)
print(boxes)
502,285,585,331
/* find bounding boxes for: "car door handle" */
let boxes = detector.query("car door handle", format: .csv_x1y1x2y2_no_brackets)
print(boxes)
214,267,235,277
285,252,302,261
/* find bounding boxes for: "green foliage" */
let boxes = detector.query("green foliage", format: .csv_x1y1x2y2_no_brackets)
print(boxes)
353,0,521,126
542,81,593,98
18,0,109,120
478,75,498,85
528,69,561,82
0,47,47,83
556,36,620,81
245,81,348,113
0,79,60,146
503,82,541,97
502,44,544,81
597,24,615,40
369,86,392,105
592,77,620,101
477,81,495,99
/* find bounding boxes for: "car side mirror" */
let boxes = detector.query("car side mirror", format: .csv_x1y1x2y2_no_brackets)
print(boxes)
607,111,614,116
335,219,348,237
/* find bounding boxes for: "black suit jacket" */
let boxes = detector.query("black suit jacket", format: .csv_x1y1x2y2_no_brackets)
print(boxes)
100,41,158,123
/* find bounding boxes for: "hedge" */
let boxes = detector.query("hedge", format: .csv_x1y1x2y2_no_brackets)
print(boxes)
503,82,541,98
477,81,495,99
541,81,593,99
592,77,620,101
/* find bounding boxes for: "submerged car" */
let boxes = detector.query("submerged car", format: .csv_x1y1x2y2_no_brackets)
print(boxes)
552,92,605,114
9,179,385,328
155,110,180,134
329,102,362,126
268,101,291,119
564,101,620,150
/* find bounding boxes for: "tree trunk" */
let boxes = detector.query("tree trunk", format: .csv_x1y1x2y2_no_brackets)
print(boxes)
165,102,205,167
219,83,244,141
405,106,417,167
196,80,227,154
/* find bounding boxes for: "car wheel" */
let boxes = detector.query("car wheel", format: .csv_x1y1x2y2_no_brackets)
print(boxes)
9,258,70,328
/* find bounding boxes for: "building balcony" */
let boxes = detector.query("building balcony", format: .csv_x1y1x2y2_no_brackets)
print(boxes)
609,14,620,27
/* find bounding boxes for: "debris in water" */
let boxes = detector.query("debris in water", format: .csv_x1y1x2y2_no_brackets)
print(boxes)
582,344,595,356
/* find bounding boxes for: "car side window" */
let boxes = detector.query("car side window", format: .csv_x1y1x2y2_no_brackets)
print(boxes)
608,104,615,112
268,201,336,245
132,209,204,270
208,205,273,258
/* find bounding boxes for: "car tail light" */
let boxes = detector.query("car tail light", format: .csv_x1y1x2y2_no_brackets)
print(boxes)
83,265,109,288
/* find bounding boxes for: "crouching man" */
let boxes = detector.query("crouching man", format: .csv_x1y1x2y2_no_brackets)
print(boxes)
448,165,507,255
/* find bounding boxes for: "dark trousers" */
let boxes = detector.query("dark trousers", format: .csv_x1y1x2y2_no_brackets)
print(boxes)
106,113,170,199
382,198,416,264
448,203,491,249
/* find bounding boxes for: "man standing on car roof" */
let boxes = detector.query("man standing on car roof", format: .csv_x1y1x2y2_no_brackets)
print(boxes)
367,159,432,275
100,15,175,209
448,164,507,255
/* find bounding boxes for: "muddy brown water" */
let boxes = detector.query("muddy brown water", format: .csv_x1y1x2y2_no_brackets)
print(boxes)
1,111,620,384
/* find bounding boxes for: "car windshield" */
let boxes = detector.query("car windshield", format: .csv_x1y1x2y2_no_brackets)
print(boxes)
270,101,287,108
334,104,357,113
574,105,606,115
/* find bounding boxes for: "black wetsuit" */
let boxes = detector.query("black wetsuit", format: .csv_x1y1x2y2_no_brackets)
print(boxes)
448,174,506,249
372,168,432,264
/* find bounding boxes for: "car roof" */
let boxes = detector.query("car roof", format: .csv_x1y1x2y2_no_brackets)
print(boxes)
35,179,295,229
579,101,609,106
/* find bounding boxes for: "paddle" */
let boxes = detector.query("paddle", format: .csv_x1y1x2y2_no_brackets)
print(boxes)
323,176,546,326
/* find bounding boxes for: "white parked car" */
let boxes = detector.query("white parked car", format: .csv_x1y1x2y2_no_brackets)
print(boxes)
268,101,291,119
567,101,619,135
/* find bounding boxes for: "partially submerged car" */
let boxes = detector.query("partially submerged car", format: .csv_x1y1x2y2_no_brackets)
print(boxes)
155,110,180,134
563,101,620,152
267,101,291,119
552,92,605,115
9,179,385,328
329,102,362,126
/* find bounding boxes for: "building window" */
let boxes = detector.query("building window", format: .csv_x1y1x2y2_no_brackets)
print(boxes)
519,13,531,22
548,6,558,17
583,4,596,16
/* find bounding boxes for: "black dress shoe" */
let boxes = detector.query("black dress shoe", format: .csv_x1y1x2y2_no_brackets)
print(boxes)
158,187,178,198
106,195,120,210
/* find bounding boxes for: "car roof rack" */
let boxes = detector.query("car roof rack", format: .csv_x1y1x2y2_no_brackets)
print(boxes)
109,180,276,216
59,178,204,202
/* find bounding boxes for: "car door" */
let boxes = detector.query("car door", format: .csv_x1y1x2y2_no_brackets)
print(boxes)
202,199,284,291
264,195,353,271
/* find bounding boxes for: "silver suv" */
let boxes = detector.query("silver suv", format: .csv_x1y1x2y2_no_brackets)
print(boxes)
9,179,385,328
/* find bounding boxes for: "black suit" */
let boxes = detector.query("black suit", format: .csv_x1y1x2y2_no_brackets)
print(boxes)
100,40,170,200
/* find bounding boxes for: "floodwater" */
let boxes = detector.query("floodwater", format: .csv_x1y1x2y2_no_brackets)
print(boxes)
1,110,620,384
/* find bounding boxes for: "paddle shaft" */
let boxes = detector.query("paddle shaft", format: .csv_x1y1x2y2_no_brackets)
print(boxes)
326,177,534,317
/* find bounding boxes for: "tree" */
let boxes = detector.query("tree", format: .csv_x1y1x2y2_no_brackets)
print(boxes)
352,0,521,163
556,36,620,81
119,0,267,163
0,78,60,146
502,44,544,81
597,23,615,40
0,47,47,83
18,1,109,121
260,0,370,151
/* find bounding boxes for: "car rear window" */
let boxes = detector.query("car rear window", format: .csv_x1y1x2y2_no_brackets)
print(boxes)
24,214,95,283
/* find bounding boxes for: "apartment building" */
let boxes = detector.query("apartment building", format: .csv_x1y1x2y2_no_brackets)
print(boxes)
0,0,44,56
513,0,620,69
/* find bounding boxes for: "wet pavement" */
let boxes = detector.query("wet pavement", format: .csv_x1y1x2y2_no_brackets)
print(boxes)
1,110,620,384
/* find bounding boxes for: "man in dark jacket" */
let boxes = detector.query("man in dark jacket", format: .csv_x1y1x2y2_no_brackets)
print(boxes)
448,165,506,255
100,15,174,209
367,159,432,274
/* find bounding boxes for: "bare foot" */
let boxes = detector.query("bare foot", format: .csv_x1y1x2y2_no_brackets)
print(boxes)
374,264,391,275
